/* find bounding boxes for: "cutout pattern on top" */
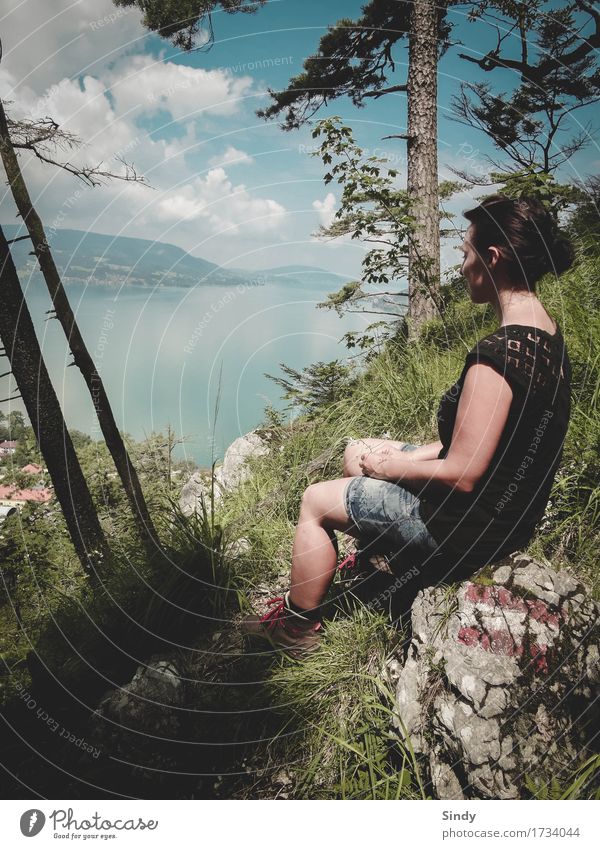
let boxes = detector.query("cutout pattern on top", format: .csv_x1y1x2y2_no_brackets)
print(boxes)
468,326,570,402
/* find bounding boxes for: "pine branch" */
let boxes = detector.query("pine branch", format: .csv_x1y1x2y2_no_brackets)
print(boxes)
4,110,149,188
363,83,408,98
457,0,600,83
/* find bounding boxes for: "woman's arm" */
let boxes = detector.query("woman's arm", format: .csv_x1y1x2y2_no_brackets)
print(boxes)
402,440,444,461
359,363,513,496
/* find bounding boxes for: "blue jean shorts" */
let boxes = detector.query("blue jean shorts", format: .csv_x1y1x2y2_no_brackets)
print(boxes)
343,443,439,563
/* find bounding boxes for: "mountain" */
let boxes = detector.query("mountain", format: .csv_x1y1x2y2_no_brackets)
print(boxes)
2,225,245,289
1,226,348,291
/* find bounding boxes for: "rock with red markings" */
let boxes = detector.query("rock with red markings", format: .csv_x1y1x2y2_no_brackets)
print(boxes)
390,552,599,800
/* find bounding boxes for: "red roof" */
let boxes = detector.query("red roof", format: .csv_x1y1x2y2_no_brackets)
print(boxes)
21,463,44,475
0,485,53,503
0,440,17,449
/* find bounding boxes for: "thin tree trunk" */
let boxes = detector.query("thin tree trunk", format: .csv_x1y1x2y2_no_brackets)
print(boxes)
407,0,440,332
0,226,109,576
0,99,159,558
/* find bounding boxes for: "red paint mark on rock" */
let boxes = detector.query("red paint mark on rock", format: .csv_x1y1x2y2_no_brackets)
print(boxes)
459,584,561,673
525,599,562,630
457,626,550,674
464,583,563,629
458,626,524,658
457,626,481,647
465,583,527,613
496,587,528,613
465,584,489,604
526,599,549,621
489,629,524,657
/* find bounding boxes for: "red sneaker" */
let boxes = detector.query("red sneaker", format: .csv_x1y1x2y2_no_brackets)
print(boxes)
241,594,322,657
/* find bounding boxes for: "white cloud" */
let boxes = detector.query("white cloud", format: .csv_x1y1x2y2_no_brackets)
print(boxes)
106,53,254,122
0,0,147,91
0,70,152,190
209,145,254,167
155,167,286,235
312,191,336,227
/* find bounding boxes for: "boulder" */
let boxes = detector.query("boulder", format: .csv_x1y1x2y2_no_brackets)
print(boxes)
90,658,187,772
179,469,216,517
89,631,248,784
390,552,600,799
179,429,269,516
215,430,270,490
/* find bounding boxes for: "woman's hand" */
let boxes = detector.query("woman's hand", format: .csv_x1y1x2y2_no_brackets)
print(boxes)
359,447,393,480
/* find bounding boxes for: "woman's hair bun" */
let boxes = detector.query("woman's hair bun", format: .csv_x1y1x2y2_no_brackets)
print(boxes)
548,234,575,276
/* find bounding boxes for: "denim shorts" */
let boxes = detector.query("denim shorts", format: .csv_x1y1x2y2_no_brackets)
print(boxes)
343,443,439,563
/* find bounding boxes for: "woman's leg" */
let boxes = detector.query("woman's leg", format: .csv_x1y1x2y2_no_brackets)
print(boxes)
289,478,358,611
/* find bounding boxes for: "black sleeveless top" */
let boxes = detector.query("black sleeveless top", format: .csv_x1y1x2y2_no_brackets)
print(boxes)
419,323,571,569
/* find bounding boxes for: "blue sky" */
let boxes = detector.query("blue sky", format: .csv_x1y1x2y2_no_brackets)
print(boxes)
0,0,597,279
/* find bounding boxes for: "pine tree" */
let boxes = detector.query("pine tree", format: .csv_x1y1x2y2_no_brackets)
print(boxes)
255,0,451,330
113,0,267,49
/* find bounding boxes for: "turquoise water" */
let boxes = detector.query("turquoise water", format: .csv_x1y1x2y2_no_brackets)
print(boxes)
11,280,373,466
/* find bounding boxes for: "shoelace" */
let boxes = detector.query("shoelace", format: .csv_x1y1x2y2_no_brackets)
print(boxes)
259,597,287,630
337,552,358,572
259,596,321,633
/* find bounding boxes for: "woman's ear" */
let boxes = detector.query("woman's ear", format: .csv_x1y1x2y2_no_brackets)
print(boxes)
487,245,501,268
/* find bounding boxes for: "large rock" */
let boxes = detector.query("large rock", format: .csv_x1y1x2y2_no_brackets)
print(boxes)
90,658,187,773
179,469,215,516
89,631,249,786
179,429,269,516
390,552,600,800
215,430,270,490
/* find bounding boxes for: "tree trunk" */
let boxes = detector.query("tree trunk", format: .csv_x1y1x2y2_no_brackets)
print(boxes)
407,0,440,332
0,226,109,576
0,99,159,558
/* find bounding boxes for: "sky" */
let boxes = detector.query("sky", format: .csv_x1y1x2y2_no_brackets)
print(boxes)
0,0,598,279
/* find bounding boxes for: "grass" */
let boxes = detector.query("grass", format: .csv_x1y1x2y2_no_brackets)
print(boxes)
259,604,428,799
526,754,600,800
23,487,239,706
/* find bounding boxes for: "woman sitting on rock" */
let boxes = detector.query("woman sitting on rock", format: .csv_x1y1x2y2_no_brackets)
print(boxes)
243,195,574,655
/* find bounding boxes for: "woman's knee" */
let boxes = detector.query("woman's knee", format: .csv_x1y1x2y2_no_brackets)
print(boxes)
300,482,322,514
342,442,354,476
299,479,352,528
343,439,368,476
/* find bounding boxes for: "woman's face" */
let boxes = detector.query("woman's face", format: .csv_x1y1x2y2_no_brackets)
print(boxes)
460,225,496,303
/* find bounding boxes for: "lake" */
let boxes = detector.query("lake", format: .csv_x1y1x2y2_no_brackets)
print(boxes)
10,279,374,466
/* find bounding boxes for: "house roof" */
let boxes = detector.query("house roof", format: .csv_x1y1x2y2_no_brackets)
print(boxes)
21,463,44,475
0,440,17,449
0,484,53,503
